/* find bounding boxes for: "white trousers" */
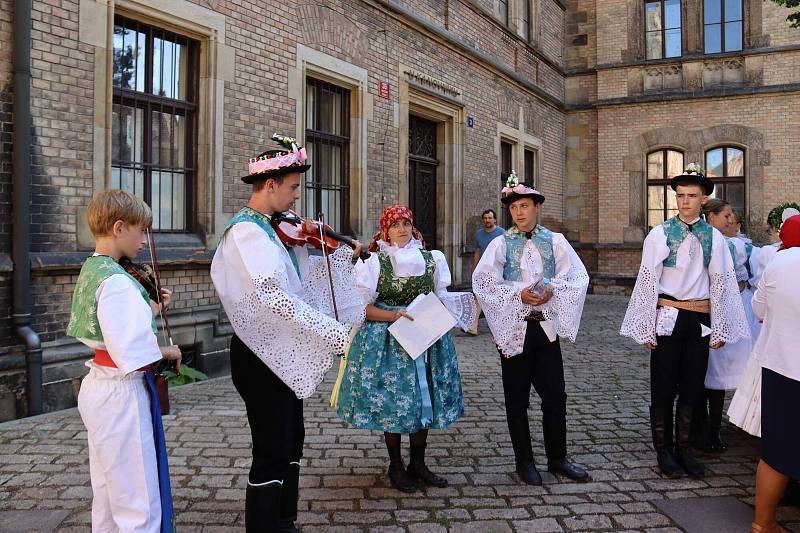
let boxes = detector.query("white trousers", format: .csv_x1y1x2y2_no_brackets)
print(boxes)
78,363,162,533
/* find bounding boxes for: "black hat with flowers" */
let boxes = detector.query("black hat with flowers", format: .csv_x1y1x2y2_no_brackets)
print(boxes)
670,162,714,195
241,133,311,184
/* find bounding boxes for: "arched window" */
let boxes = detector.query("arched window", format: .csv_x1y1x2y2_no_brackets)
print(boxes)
706,146,745,217
647,149,685,228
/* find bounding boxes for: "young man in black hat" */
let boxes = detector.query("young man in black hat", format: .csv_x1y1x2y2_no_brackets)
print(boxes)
211,134,365,532
620,163,749,480
473,172,591,485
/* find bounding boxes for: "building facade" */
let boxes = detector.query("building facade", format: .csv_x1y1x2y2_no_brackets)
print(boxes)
0,0,798,418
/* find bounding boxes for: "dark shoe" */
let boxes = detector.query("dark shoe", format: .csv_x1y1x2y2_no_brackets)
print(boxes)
278,462,300,532
650,406,685,479
245,481,282,533
407,460,448,488
676,405,705,479
547,459,589,482
656,448,684,479
408,443,448,487
515,461,543,486
388,461,417,493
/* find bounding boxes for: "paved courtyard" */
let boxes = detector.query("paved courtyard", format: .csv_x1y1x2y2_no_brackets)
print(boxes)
1,295,798,532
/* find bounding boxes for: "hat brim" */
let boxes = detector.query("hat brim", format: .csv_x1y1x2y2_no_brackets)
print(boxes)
241,164,311,184
670,174,714,195
501,191,545,205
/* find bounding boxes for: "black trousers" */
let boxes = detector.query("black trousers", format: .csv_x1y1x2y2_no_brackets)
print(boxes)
650,309,710,410
501,321,568,460
230,334,304,484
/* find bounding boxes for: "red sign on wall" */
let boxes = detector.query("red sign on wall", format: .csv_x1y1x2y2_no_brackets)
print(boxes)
378,81,390,99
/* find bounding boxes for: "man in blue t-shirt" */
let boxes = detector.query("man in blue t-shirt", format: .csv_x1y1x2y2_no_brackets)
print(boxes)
472,209,505,272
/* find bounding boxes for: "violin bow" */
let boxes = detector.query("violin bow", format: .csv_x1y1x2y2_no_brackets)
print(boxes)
317,213,340,322
146,228,174,346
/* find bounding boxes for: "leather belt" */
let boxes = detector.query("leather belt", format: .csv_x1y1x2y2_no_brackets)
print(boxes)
657,298,710,314
524,311,546,322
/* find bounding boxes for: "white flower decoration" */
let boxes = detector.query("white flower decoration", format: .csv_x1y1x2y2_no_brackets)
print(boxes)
505,170,519,188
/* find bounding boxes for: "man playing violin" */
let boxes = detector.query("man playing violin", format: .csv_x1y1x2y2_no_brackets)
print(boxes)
211,134,366,533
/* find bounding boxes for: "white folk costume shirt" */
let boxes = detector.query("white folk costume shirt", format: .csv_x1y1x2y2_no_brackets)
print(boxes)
472,227,589,357
751,247,800,382
76,255,162,374
729,236,750,283
620,218,750,347
211,211,365,399
356,239,478,329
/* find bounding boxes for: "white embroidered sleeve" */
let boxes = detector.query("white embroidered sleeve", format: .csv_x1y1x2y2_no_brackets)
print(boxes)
541,234,589,342
211,223,351,399
353,254,380,305
731,238,749,282
708,230,750,346
432,250,478,331
620,227,668,345
472,236,530,357
303,246,366,328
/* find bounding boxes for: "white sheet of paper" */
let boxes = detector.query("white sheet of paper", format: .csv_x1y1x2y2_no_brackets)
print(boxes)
388,292,456,359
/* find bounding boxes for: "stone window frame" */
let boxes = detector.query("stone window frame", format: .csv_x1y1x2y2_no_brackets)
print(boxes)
496,122,543,227
495,0,539,43
623,125,767,243
704,145,747,217
289,44,370,240
702,0,744,54
77,0,231,249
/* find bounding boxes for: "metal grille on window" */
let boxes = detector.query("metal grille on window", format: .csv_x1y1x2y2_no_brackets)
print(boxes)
112,17,197,231
706,146,745,218
646,149,684,229
305,78,350,234
500,141,514,228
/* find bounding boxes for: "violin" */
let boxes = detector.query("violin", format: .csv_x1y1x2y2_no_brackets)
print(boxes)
119,256,160,303
271,210,371,261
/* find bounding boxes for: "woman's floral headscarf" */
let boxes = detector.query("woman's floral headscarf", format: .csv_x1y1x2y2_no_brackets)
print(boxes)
368,204,425,252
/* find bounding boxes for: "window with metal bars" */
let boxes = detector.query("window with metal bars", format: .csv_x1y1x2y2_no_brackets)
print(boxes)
304,78,351,234
500,140,514,228
111,16,198,232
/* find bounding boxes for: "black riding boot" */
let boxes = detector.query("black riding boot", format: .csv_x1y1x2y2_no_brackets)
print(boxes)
385,432,417,493
507,414,542,485
650,405,684,478
706,389,728,453
675,404,705,479
277,462,300,533
245,481,282,533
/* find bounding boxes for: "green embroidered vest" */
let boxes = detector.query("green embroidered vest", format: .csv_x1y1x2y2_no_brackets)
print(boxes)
66,255,155,340
224,207,300,277
662,216,713,268
503,225,555,282
376,250,436,307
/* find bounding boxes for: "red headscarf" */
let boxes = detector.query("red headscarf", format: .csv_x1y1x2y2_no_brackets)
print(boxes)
368,204,425,252
779,214,800,250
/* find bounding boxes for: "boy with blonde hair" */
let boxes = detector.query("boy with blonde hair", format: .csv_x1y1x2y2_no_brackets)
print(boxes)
67,189,181,532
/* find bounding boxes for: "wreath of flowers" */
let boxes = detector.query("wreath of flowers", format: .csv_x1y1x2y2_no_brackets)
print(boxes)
683,162,705,177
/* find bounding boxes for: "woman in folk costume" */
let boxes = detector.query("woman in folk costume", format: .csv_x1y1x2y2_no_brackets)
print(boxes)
691,198,753,453
620,163,749,480
333,205,476,493
748,215,800,533
728,203,800,438
472,173,590,486
211,135,365,532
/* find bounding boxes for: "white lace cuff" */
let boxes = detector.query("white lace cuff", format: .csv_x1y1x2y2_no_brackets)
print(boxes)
542,262,589,343
438,291,479,331
710,268,751,346
473,270,530,357
303,246,367,328
620,264,659,345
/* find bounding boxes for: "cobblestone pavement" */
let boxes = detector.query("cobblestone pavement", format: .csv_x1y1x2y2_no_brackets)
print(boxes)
1,295,799,532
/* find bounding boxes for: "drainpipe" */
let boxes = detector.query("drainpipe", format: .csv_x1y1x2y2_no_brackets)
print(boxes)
12,0,43,416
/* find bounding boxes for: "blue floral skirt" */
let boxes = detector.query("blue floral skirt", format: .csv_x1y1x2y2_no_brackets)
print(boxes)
336,319,464,434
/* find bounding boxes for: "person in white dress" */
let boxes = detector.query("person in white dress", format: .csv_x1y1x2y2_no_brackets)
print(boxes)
620,163,749,480
211,135,365,532
749,215,800,533
691,198,753,453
